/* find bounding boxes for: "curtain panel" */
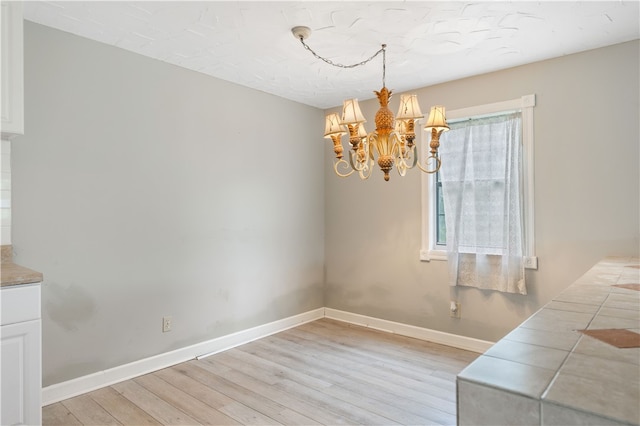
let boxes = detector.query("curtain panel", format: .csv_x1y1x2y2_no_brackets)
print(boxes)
439,113,526,295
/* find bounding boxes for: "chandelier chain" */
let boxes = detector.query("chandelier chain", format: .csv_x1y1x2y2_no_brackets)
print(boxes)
298,37,387,85
382,46,386,87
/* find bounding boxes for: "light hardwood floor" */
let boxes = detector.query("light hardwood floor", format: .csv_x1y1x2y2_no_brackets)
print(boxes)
43,318,479,426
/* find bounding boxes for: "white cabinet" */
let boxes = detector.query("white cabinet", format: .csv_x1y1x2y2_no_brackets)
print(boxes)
1,1,24,139
1,283,41,426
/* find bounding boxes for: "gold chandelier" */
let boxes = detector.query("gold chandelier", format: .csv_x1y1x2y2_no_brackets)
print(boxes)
292,26,449,181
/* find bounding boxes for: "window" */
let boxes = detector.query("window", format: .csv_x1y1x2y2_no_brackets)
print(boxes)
441,112,522,256
420,95,537,269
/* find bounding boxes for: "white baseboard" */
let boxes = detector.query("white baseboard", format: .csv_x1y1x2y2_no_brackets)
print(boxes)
42,308,325,406
43,307,493,406
325,308,494,353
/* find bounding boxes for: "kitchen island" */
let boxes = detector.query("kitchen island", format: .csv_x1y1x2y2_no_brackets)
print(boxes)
457,257,640,425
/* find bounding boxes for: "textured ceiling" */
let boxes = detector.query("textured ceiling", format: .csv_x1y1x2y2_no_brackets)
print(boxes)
23,1,640,109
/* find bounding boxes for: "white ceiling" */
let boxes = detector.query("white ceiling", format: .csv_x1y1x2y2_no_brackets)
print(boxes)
23,1,640,109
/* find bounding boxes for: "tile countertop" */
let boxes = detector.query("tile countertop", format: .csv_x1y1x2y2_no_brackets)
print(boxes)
1,246,43,287
457,256,640,426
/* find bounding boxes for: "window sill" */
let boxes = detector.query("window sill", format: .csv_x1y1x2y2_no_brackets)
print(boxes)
420,250,538,270
420,249,447,262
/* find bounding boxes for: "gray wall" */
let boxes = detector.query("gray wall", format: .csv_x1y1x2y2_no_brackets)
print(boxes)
325,40,639,342
13,22,325,386
12,20,640,387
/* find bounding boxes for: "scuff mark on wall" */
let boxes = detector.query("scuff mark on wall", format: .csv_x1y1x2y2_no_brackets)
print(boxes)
45,282,96,332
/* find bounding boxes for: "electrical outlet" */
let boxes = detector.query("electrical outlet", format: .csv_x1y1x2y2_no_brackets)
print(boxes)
162,316,172,333
449,301,461,319
524,256,538,270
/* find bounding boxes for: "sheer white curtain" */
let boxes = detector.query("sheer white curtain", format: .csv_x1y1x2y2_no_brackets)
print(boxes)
439,113,526,295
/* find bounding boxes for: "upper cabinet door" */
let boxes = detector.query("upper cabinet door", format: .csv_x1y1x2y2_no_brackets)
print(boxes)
1,1,24,140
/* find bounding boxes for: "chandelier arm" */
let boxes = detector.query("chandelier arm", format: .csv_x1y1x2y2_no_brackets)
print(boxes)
408,145,419,168
388,133,410,176
396,155,408,177
358,162,374,180
298,37,385,70
367,133,378,160
334,158,356,177
365,140,375,179
363,136,373,164
416,155,442,174
348,148,369,172
360,138,375,179
397,143,418,172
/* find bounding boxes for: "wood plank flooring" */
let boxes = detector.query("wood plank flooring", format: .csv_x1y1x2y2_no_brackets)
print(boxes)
43,318,479,426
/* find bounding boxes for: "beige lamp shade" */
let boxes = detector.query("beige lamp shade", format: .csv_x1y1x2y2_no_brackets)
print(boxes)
324,113,345,138
340,99,366,125
425,105,449,132
394,119,407,134
357,123,368,138
396,94,424,120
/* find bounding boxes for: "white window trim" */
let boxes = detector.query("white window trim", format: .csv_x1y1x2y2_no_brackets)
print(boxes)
420,94,538,269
